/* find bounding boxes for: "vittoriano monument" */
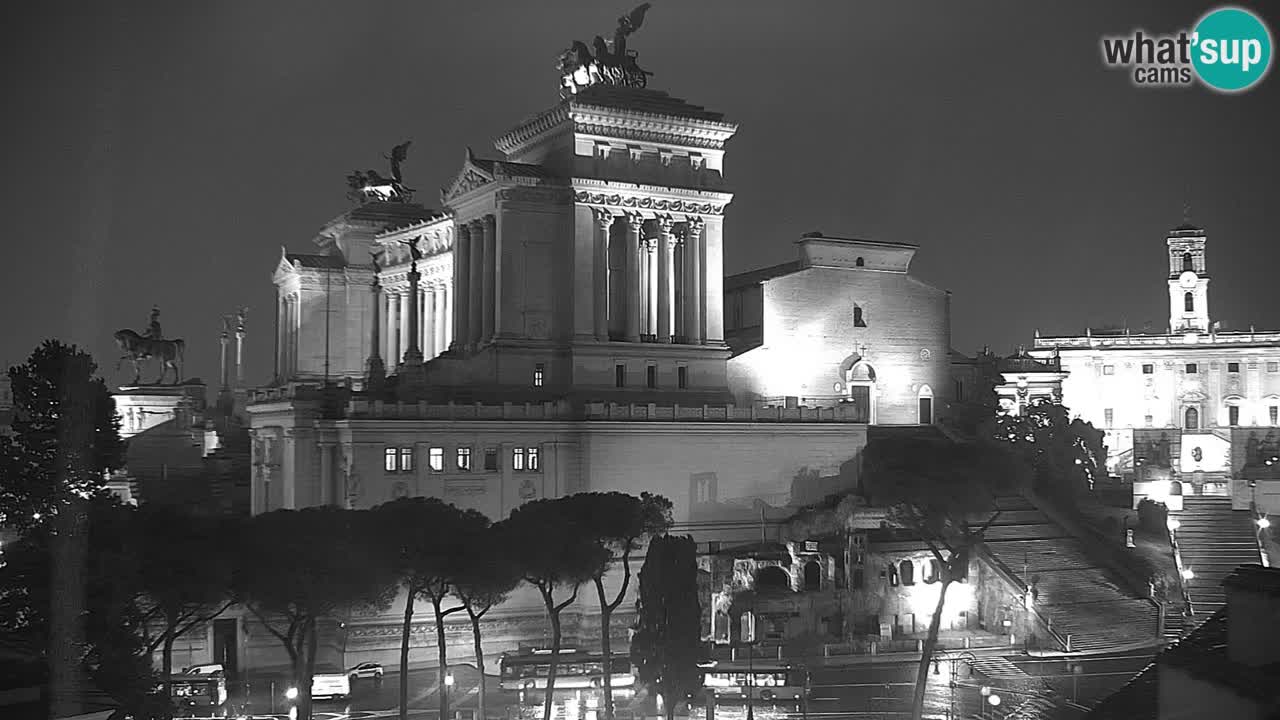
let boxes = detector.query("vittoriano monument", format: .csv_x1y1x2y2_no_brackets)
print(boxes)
114,305,186,385
558,3,654,98
346,140,413,203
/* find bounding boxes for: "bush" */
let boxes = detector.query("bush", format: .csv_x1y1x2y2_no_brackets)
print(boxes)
1137,499,1168,535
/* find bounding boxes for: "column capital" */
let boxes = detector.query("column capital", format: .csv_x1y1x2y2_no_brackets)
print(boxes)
657,215,677,235
685,216,705,234
457,222,472,240
483,213,496,230
625,212,645,232
593,207,616,230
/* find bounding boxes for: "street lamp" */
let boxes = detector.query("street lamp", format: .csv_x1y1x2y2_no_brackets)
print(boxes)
1167,518,1180,532
444,672,454,718
1182,567,1195,581
1258,517,1271,530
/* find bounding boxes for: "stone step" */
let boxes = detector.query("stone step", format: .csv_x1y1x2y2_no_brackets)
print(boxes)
983,524,1068,541
1029,569,1131,605
984,539,1100,573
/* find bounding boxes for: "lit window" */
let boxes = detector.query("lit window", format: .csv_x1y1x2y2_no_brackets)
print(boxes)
1103,365,1115,375
534,363,545,388
513,447,526,471
384,448,397,472
1186,363,1198,374
1228,362,1240,373
527,446,540,471
398,448,413,472
646,365,657,389
429,447,444,472
678,366,688,389
1142,364,1154,374
615,364,626,388
484,449,498,472
1104,409,1114,426
457,447,472,472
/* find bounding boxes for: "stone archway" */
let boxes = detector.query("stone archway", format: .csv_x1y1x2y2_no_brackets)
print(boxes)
838,354,877,423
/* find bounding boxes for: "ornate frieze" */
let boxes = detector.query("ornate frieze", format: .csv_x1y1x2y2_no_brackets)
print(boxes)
573,121,730,150
496,187,574,205
574,191,725,216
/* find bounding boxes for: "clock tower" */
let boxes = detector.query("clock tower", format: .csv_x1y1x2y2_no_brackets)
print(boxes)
1166,222,1211,333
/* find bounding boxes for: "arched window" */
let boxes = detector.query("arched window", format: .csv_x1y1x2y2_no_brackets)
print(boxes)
1185,406,1200,430
855,257,865,267
918,385,934,425
853,306,867,327
924,559,940,584
899,560,915,586
1183,252,1194,271
1184,292,1195,313
1169,481,1183,497
803,561,821,591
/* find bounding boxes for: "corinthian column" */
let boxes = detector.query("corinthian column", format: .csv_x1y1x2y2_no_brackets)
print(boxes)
468,218,484,346
482,214,497,342
403,256,423,367
645,240,658,338
439,284,450,354
684,217,705,345
399,290,412,364
657,216,675,343
366,274,385,389
625,214,643,342
593,209,614,341
423,285,437,358
452,224,471,351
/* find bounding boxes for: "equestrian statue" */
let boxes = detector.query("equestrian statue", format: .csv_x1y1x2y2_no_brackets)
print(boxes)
114,305,186,385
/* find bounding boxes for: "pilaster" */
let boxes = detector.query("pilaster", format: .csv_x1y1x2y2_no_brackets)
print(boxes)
685,217,705,345
469,219,485,347
453,223,472,352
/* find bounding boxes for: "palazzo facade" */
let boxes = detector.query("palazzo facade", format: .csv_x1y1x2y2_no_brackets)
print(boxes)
1030,223,1280,512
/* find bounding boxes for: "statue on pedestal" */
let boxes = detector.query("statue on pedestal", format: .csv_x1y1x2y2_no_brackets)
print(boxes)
347,141,414,203
114,306,186,385
558,3,654,97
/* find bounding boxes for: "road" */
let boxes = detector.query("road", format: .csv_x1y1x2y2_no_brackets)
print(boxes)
197,650,1156,720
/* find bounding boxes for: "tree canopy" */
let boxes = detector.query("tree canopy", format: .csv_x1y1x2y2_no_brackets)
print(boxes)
631,534,703,720
991,399,1107,504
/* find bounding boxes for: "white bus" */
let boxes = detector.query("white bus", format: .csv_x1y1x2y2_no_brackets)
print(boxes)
700,661,810,705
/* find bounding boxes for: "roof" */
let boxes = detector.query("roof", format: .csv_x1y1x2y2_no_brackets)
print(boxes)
1159,608,1280,704
469,157,563,182
571,85,728,123
346,201,438,227
725,261,801,290
999,349,1060,373
1224,564,1280,596
1169,223,1205,234
287,253,346,269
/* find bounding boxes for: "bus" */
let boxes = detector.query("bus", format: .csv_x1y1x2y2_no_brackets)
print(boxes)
499,648,636,699
167,674,229,717
700,660,810,706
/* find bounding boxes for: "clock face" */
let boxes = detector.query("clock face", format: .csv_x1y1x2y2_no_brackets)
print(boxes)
1179,271,1198,288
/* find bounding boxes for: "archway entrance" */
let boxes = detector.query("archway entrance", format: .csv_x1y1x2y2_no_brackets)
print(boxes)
843,360,877,423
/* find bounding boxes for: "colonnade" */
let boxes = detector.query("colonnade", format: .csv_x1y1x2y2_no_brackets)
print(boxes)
595,210,707,344
381,281,452,364
451,214,498,350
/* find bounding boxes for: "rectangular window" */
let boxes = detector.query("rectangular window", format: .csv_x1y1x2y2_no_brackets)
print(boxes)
384,448,398,472
1142,364,1154,374
456,447,472,472
1186,363,1198,374
527,446,540,471
398,447,413,472
646,365,657,389
678,366,688,389
429,447,444,472
1271,406,1278,425
1269,362,1279,373
1104,408,1114,426
1103,365,1115,375
484,448,499,472
1229,406,1240,426
615,364,626,388
1228,362,1240,373
534,363,545,387
512,447,526,471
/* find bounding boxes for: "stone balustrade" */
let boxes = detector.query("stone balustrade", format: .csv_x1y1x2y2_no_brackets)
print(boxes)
1035,330,1280,349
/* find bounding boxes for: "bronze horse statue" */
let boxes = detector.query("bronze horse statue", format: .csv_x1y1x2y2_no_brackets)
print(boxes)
114,329,185,385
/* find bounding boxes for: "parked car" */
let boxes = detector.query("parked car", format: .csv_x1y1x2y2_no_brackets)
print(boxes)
287,667,351,702
348,662,384,683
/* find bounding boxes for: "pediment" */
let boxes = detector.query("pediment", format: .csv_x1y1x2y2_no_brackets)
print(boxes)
441,148,496,205
272,247,298,284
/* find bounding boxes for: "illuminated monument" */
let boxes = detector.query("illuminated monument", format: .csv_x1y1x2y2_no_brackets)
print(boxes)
247,5,956,671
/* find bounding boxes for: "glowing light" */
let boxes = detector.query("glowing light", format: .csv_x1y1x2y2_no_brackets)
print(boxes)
980,686,991,697
285,687,299,700
988,694,1001,707
1167,518,1180,532
905,578,973,621
1182,568,1195,581
445,674,455,687
1258,517,1271,530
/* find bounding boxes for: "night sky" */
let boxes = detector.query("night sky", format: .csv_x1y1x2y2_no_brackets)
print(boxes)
3,1,1278,389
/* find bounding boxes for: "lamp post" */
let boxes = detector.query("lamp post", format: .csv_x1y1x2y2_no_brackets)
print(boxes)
444,672,455,720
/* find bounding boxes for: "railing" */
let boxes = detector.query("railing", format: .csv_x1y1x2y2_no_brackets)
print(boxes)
1168,522,1196,618
1034,329,1280,349
976,543,1072,652
582,402,869,423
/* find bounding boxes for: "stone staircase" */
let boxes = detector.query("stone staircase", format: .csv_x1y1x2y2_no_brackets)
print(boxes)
980,497,1160,653
1171,495,1262,625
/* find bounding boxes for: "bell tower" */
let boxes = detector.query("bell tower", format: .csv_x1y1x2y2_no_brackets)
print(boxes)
1166,222,1210,333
